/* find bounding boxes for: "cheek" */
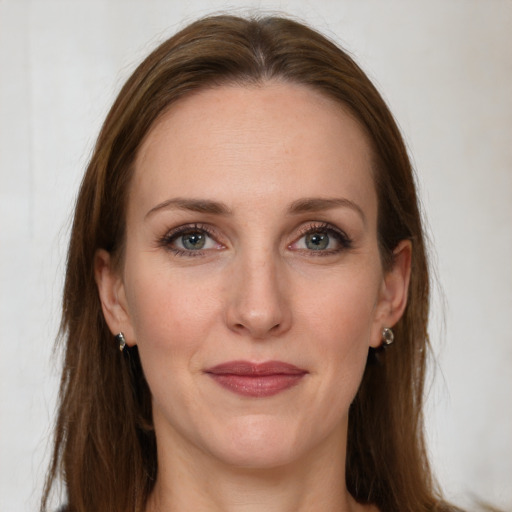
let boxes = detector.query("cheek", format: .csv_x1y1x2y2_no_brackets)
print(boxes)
313,291,374,382
122,266,220,418
126,252,211,329
122,255,226,376
296,264,381,342
295,266,380,393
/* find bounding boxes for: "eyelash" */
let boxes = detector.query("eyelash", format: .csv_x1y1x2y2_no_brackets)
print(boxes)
293,222,353,255
157,222,352,257
157,223,220,257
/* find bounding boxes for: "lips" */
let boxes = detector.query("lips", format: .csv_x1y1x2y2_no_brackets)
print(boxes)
205,360,307,398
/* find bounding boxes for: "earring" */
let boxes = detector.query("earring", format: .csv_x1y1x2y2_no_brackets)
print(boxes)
116,332,126,352
381,327,394,346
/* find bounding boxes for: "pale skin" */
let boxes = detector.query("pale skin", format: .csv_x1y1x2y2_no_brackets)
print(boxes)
95,82,411,512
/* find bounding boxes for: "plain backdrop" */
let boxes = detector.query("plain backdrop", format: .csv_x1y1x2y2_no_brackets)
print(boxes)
1,1,511,510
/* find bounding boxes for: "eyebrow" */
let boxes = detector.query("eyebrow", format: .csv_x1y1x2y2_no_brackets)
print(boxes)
287,197,366,224
145,196,365,223
145,198,232,219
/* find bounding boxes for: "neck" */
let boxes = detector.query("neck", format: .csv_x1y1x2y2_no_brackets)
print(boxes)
145,423,371,512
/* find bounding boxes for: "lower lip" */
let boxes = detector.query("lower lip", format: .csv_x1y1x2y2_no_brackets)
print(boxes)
208,374,305,397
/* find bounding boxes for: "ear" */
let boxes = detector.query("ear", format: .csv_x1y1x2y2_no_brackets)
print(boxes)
370,240,412,348
94,249,136,346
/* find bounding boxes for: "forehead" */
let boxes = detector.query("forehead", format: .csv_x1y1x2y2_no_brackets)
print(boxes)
131,81,377,219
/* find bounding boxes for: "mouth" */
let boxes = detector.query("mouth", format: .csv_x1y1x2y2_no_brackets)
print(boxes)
204,360,308,398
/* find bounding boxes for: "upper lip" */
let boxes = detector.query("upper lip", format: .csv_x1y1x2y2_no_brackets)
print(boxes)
205,360,307,376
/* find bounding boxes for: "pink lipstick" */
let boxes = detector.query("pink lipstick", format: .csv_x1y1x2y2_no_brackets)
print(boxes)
205,361,307,397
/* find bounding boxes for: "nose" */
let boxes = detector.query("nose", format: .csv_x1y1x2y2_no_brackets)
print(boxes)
225,250,292,340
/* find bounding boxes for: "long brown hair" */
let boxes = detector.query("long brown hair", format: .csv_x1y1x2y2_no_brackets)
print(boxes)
42,14,456,512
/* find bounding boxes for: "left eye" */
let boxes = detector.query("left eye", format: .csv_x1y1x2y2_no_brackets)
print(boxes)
178,231,212,250
291,226,350,253
303,232,331,250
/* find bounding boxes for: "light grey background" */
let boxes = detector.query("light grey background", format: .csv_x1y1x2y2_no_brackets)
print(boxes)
1,1,511,511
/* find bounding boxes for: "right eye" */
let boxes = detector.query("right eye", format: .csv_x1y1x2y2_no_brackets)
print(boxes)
159,224,223,256
176,230,213,250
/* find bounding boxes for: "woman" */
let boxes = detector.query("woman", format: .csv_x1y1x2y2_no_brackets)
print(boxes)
42,14,460,512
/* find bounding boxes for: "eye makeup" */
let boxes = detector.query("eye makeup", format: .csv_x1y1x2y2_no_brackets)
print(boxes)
156,220,353,259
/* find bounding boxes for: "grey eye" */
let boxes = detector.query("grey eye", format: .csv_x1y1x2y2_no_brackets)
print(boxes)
305,232,330,250
181,232,207,250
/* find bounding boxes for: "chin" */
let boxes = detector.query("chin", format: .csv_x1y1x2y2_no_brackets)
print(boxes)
203,415,309,469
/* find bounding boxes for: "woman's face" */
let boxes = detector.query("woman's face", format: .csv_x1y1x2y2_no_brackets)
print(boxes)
96,82,410,470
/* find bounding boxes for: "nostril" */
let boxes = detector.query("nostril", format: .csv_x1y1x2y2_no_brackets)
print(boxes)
230,320,282,338
270,323,281,332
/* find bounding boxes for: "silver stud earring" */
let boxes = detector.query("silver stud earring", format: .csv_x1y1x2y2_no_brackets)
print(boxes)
381,327,394,346
116,332,126,352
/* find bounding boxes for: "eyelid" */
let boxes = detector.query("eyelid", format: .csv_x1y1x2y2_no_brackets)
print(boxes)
290,221,353,252
157,223,224,255
157,220,352,257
